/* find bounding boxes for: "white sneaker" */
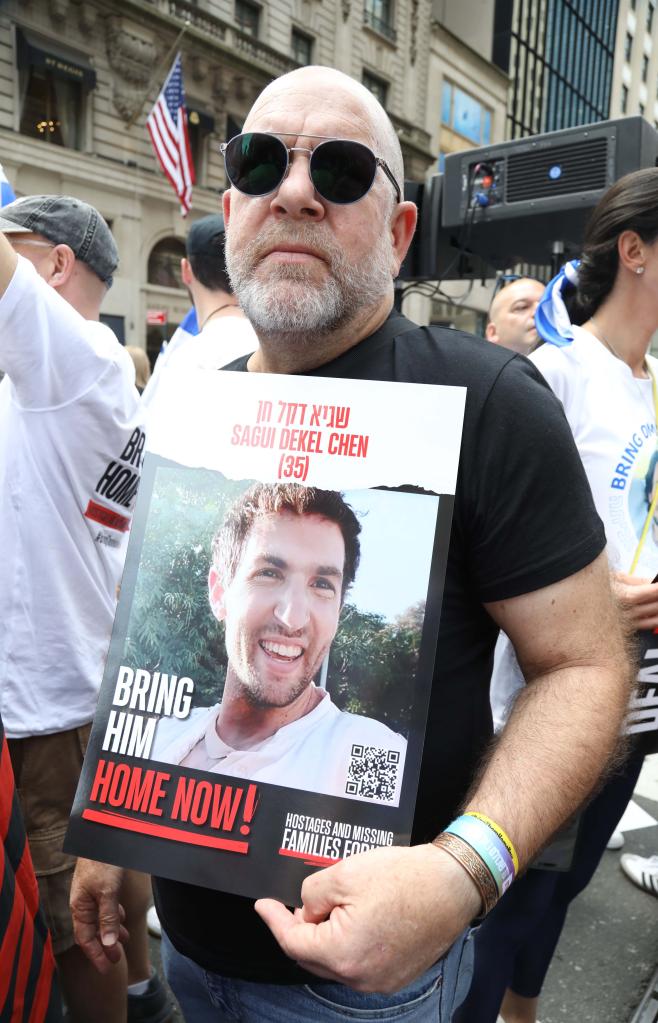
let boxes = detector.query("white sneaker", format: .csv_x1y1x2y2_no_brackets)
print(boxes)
620,853,658,895
606,830,624,850
146,904,162,938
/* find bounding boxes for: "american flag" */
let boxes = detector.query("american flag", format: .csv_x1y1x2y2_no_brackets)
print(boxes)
146,54,195,216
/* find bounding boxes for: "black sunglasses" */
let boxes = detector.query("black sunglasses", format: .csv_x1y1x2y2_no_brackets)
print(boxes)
220,131,401,206
491,273,523,300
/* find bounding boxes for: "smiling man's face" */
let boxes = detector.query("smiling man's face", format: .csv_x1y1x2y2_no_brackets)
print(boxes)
210,510,344,710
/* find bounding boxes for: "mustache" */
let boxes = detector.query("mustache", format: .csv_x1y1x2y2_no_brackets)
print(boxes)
231,223,344,267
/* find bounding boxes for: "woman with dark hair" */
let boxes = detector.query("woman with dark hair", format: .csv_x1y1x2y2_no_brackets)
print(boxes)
457,167,658,1023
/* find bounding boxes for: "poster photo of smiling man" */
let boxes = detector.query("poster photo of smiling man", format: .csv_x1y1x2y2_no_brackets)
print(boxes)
146,475,440,807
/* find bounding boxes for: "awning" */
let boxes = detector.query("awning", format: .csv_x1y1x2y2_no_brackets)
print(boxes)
16,27,97,89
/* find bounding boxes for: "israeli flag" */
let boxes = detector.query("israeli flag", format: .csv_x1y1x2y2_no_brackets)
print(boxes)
0,163,15,207
535,259,580,347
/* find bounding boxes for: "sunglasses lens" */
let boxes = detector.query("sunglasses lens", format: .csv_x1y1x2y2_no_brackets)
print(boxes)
224,133,287,196
311,140,377,204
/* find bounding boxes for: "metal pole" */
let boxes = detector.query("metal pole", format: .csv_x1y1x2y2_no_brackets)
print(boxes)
124,20,191,131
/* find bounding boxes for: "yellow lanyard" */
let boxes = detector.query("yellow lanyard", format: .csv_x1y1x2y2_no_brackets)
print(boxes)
629,364,658,575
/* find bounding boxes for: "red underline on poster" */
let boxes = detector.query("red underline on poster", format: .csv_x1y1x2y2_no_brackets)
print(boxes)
278,847,341,867
82,809,249,853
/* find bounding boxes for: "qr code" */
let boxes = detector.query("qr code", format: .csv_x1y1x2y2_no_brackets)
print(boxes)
345,744,400,802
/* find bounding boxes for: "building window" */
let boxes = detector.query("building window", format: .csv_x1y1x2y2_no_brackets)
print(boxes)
441,80,492,146
16,30,95,150
625,32,634,62
362,70,389,107
226,114,242,140
648,2,655,32
291,29,313,65
147,237,186,290
642,54,650,82
235,0,260,37
631,0,637,8
364,0,396,43
186,108,215,186
621,84,629,113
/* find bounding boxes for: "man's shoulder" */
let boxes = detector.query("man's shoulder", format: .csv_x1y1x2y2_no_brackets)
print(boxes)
349,314,534,395
397,321,518,380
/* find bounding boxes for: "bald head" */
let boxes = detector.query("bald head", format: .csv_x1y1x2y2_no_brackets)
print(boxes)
244,66,404,198
486,277,544,356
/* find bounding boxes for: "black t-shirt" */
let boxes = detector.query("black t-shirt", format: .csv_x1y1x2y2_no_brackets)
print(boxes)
153,311,605,982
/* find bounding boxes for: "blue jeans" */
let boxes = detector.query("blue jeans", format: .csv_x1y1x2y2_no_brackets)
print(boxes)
161,928,474,1022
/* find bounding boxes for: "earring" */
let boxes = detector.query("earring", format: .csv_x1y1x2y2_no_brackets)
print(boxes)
636,266,645,275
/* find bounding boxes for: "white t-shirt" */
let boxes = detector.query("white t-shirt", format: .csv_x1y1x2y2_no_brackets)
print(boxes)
151,687,407,806
0,257,144,737
491,328,658,728
142,314,257,412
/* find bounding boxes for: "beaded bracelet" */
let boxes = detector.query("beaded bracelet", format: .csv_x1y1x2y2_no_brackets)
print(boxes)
444,814,517,895
433,832,500,916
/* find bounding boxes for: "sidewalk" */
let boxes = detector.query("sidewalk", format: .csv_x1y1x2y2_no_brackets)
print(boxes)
537,755,658,1023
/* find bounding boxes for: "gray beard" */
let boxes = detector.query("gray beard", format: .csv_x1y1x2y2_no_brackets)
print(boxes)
225,223,393,342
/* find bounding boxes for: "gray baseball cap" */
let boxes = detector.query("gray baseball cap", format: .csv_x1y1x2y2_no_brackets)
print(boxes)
0,195,118,286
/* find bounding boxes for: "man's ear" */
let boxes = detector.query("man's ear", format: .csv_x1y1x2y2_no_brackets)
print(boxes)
485,322,498,343
222,188,232,226
181,257,193,287
390,201,418,275
208,566,228,622
47,244,76,290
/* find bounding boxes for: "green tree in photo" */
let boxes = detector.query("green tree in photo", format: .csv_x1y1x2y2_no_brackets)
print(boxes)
124,466,425,733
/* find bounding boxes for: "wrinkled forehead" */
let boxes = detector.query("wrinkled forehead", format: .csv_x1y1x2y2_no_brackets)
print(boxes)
244,79,378,148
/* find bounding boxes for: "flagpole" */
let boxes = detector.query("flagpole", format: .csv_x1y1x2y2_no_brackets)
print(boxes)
125,20,191,131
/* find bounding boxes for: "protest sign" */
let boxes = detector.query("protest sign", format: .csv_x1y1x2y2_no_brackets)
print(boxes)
66,370,465,905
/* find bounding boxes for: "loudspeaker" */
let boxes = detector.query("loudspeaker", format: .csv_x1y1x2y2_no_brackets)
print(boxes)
399,175,491,281
441,116,658,268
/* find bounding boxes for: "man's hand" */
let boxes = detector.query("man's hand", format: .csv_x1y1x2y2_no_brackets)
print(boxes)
70,858,128,974
614,572,658,630
255,843,481,993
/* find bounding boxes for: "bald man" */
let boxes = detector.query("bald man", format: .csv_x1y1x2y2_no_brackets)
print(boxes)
486,277,545,355
72,68,629,1023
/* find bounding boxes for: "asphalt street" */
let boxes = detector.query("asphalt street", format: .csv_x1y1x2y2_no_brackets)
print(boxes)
148,757,658,1023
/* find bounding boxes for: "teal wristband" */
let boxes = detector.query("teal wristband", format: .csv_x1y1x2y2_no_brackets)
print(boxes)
445,815,516,894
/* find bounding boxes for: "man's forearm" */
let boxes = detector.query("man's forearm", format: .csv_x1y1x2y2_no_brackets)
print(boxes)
460,648,633,868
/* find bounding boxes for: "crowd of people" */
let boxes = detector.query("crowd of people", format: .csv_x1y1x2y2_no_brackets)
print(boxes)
0,63,655,1023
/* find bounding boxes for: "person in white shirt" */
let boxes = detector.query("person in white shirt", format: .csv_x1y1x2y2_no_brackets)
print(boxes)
152,481,407,805
142,213,257,409
0,196,168,1023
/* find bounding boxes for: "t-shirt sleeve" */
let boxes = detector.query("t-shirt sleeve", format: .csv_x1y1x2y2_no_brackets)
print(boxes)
530,343,582,430
0,256,115,408
462,355,606,602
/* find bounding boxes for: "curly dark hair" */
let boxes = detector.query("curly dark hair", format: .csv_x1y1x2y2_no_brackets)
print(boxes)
212,483,361,600
564,168,658,324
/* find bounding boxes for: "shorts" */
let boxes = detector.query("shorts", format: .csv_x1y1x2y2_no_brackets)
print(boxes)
8,723,92,955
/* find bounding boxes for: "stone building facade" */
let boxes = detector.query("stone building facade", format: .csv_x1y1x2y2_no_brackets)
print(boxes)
1,0,437,353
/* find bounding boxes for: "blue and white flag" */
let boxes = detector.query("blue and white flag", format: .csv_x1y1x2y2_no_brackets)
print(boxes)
0,163,15,207
534,259,580,347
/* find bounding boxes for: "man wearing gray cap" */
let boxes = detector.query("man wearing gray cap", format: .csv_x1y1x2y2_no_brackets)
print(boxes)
0,196,168,1023
143,213,256,411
